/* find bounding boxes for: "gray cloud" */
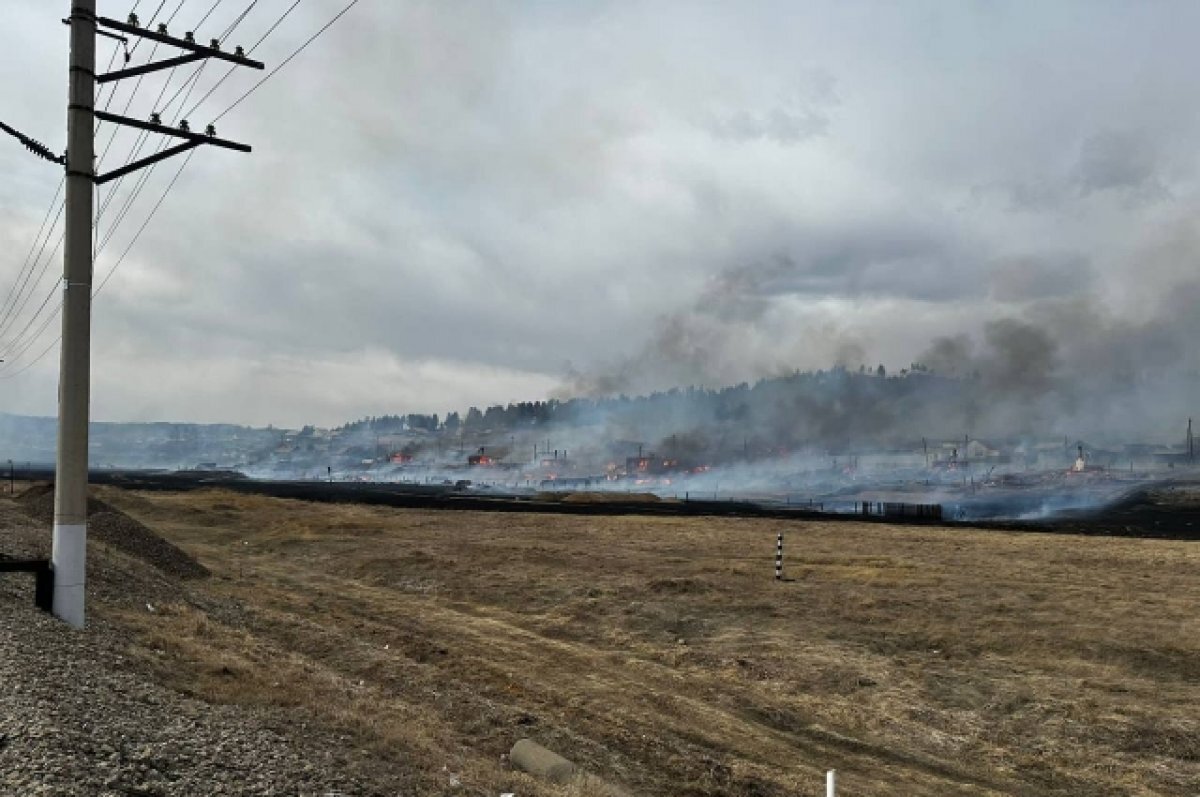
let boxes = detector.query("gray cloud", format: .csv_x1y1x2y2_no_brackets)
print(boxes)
1073,130,1168,200
987,254,1091,303
0,1,1199,431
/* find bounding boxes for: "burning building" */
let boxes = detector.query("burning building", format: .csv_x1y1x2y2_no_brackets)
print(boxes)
468,447,494,467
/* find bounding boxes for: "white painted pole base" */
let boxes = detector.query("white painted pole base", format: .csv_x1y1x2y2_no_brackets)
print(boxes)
51,522,87,628
826,769,837,797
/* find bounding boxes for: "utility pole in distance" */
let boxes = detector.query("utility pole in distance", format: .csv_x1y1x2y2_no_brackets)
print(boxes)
51,4,261,628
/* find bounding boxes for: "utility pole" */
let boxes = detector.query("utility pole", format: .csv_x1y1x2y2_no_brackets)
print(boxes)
53,0,97,629
1189,418,1194,464
47,5,262,627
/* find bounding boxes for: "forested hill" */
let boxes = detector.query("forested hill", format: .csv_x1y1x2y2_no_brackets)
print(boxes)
340,367,998,455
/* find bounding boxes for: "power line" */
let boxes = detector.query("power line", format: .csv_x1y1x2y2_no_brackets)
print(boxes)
0,0,289,380
0,328,60,380
94,0,261,258
210,0,360,125
219,0,259,40
98,0,191,165
94,2,360,314
0,38,120,338
95,39,163,169
0,228,65,353
0,305,63,379
192,0,226,31
247,0,301,54
0,264,65,372
0,37,119,336
156,0,257,119
96,0,230,240
129,0,169,56
0,1,199,372
96,52,207,230
96,149,197,297
93,40,127,136
0,145,199,377
95,0,192,172
183,0,295,119
0,179,64,334
0,204,65,345
0,277,62,362
0,42,119,349
95,59,185,228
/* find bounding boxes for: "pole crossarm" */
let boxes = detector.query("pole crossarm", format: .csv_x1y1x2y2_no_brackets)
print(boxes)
95,140,202,185
92,111,251,183
96,108,251,147
96,16,266,72
96,51,209,84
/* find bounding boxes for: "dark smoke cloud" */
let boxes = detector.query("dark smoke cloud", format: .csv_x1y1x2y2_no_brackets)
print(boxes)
566,253,1200,444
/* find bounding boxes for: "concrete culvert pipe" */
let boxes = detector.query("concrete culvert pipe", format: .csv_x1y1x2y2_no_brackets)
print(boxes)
510,739,576,783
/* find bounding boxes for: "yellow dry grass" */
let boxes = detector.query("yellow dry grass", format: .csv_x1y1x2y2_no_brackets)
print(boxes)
93,486,1200,796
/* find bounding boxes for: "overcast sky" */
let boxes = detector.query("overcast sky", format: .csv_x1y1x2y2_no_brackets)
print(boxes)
1,1,1198,427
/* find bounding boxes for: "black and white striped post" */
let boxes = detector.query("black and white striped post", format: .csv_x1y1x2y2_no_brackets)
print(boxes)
775,532,783,580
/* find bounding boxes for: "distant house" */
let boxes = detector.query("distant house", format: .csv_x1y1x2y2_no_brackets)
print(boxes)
468,447,495,466
1013,439,1072,467
1154,451,1195,467
965,439,1006,461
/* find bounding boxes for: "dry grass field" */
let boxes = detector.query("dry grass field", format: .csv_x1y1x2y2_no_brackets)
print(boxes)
80,487,1200,795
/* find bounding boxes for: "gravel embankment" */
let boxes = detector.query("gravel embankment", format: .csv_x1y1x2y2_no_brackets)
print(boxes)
0,504,378,797
16,485,209,579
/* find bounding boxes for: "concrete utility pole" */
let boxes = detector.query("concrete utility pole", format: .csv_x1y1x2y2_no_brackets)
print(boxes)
52,0,97,629
48,5,262,627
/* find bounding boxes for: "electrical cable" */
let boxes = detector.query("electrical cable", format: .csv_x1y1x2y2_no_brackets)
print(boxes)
0,145,199,377
192,0,225,31
210,0,359,125
96,0,223,235
95,148,197,297
95,0,190,172
93,40,126,136
99,0,361,296
219,0,258,40
0,324,61,380
0,35,121,342
0,203,65,345
0,180,65,335
94,0,260,257
0,295,64,377
0,274,63,362
128,0,168,56
0,2,185,364
0,0,362,376
0,1,212,376
181,0,292,120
